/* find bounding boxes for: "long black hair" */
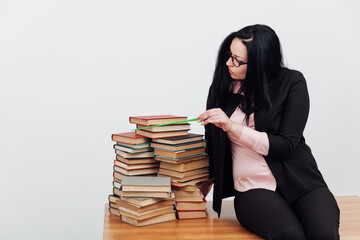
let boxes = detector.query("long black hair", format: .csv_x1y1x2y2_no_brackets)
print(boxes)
211,24,284,123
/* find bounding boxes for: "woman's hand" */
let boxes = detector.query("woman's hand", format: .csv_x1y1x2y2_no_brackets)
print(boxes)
198,108,233,132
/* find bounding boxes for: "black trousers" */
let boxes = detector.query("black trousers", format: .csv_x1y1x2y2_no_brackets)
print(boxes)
233,187,340,240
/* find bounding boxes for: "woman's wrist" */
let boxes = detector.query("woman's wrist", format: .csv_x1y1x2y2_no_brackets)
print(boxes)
223,120,233,132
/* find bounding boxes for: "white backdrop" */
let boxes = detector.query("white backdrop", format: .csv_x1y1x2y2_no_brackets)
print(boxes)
1,1,359,239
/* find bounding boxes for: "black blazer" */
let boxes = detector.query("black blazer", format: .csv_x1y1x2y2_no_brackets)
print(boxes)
205,67,327,217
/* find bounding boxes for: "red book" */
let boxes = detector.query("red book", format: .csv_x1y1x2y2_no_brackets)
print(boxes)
129,115,187,126
111,132,150,144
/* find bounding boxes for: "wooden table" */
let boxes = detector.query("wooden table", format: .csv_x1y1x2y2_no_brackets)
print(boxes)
103,196,360,240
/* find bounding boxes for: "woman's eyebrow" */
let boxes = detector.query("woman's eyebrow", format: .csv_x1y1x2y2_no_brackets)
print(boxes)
233,54,246,60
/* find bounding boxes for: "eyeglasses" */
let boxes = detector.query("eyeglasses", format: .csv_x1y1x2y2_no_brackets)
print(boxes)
226,51,247,67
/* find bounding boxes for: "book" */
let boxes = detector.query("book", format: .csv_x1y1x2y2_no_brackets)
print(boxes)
121,176,171,192
113,187,122,196
113,144,153,153
154,147,205,159
115,149,154,159
159,167,209,178
159,159,209,172
177,210,207,219
174,195,204,202
135,129,189,139
136,124,190,132
113,171,126,181
152,133,204,145
116,155,157,164
174,188,201,197
108,194,120,203
114,165,159,176
112,132,150,145
161,172,209,183
129,115,187,126
121,191,172,198
120,205,175,220
120,193,175,207
176,199,207,211
116,142,150,149
155,155,209,164
172,184,200,192
114,160,159,170
113,171,157,182
151,140,206,151
167,176,209,187
109,206,121,217
116,198,175,213
109,202,120,209
121,211,176,227
112,179,122,189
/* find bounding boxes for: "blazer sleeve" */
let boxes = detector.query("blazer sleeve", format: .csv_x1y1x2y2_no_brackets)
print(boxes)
204,86,215,179
267,73,310,160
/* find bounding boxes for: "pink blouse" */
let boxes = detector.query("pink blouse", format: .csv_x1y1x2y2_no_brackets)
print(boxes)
227,81,277,192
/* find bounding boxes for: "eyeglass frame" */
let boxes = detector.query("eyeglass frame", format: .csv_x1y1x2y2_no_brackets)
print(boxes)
226,51,247,67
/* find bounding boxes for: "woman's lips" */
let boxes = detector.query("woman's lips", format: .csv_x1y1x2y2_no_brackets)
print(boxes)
229,69,233,74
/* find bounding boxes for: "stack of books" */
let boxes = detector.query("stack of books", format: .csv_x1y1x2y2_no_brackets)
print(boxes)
108,132,159,216
151,133,209,219
129,115,190,139
173,185,207,219
119,176,176,226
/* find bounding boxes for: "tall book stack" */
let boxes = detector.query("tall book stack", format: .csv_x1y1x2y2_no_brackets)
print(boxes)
108,132,159,216
119,176,176,226
129,115,190,139
151,134,209,219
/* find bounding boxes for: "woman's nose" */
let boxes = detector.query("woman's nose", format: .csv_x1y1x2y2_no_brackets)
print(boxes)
226,57,233,67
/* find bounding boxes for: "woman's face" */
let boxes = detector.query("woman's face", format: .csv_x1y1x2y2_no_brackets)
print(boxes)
226,37,248,80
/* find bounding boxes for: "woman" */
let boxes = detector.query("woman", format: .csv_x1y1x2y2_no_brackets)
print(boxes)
198,24,340,239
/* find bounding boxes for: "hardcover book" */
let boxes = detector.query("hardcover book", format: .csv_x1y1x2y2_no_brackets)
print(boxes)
121,191,172,198
112,132,150,145
114,165,159,176
119,205,175,220
114,160,159,170
152,133,204,145
109,207,121,217
159,159,209,172
112,179,122,189
116,198,175,213
116,142,150,149
161,172,209,183
113,144,153,153
108,194,120,204
176,199,207,211
154,147,206,159
158,167,209,178
121,211,176,227
165,176,209,187
115,149,154,159
136,124,190,132
135,129,189,139
121,176,171,192
120,192,175,207
155,155,208,164
129,115,187,126
116,155,157,164
151,140,206,151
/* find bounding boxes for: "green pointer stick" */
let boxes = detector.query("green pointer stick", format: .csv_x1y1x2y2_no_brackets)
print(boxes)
131,118,200,131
